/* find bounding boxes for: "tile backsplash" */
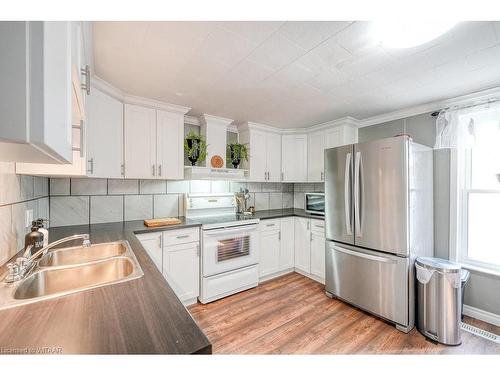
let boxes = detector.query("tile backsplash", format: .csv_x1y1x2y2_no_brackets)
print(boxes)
48,178,296,227
0,162,49,266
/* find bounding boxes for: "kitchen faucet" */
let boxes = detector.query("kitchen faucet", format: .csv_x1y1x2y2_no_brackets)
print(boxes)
4,234,91,283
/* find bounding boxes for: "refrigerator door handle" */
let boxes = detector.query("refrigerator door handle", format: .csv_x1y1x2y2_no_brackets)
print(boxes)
354,151,362,237
332,244,397,264
344,152,352,235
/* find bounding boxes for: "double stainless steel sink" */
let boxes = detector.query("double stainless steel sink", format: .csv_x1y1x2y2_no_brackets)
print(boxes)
0,241,144,310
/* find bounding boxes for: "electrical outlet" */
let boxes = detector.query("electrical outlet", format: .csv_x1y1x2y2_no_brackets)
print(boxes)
25,209,33,228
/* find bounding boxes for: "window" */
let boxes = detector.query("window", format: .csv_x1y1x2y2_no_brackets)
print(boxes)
457,109,500,273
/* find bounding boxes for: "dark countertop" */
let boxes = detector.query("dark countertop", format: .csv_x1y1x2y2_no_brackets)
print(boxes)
0,209,321,354
0,220,210,355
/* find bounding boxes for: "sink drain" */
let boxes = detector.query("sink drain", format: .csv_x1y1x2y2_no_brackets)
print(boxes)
461,322,500,343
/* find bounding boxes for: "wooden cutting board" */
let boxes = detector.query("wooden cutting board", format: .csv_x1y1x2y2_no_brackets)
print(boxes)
144,217,182,227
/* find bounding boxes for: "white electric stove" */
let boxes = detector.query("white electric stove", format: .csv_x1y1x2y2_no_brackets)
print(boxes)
185,193,260,303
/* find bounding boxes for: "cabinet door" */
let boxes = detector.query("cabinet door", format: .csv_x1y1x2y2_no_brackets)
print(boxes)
163,242,200,302
266,132,282,182
124,104,156,178
87,88,123,178
325,127,342,149
136,232,162,272
310,232,325,281
282,135,308,182
248,130,268,181
280,217,295,270
156,110,184,180
308,130,325,182
294,217,311,273
259,229,281,278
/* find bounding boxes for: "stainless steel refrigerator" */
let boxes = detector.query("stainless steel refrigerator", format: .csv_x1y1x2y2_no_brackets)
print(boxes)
324,136,433,333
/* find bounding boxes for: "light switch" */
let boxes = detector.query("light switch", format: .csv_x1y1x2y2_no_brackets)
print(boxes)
25,209,33,228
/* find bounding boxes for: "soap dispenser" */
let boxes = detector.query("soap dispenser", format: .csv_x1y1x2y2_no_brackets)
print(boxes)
36,218,49,246
25,221,44,256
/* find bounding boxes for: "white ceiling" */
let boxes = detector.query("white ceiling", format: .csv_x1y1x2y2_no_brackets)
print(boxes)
93,21,500,128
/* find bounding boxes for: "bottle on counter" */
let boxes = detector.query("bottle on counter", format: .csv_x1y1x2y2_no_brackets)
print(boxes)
25,221,44,256
36,218,49,246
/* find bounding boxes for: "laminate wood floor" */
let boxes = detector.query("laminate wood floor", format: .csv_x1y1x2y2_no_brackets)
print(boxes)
189,272,500,354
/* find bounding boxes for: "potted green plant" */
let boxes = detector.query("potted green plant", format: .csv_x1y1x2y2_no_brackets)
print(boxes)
227,143,248,169
184,130,207,166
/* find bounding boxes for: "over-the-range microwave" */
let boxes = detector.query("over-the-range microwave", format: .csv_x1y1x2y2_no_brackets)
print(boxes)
305,193,325,216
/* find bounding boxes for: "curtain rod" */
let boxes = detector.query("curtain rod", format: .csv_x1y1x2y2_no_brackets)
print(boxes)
431,97,500,117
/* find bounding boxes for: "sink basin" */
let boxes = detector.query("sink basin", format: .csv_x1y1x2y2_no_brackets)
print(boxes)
14,257,136,300
0,240,144,310
38,241,127,267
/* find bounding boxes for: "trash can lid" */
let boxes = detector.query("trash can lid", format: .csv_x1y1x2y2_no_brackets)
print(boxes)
416,257,461,273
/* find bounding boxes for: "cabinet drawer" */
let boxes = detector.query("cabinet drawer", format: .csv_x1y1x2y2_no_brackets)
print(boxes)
310,219,325,235
163,227,199,247
260,219,281,232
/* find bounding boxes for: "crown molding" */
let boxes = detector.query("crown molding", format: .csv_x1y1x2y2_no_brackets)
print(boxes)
200,114,234,127
184,115,201,126
91,75,191,115
357,85,500,128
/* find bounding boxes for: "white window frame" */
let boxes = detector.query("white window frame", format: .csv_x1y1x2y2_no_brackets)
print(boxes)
450,143,500,276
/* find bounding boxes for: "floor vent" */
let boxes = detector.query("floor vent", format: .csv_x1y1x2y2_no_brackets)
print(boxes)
461,322,500,344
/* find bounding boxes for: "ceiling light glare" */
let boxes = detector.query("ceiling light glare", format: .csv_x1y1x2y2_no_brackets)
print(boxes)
372,20,457,49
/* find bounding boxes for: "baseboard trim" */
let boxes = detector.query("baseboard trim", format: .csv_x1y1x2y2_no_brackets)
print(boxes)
259,268,294,283
463,304,500,328
294,268,325,285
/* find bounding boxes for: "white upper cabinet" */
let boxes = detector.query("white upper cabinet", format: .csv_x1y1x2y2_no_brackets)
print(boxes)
124,104,157,179
282,134,308,182
156,110,184,179
308,130,325,182
1,21,73,164
124,103,188,179
238,123,282,182
87,88,123,178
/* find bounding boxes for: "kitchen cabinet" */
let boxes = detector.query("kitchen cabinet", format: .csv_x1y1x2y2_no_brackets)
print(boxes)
310,220,326,280
308,130,325,182
163,242,200,304
294,217,325,283
15,22,92,176
1,21,73,164
135,232,163,272
124,104,185,179
123,104,157,179
294,217,311,274
282,134,308,182
86,88,124,178
259,219,281,278
279,217,295,270
307,125,358,182
137,228,200,305
156,110,184,179
238,124,282,182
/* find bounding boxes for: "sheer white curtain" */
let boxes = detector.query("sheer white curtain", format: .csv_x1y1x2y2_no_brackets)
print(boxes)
434,100,500,150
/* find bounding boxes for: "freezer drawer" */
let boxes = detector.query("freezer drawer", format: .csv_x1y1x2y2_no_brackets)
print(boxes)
325,241,409,326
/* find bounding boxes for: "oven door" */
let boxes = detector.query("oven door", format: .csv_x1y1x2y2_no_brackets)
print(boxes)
202,224,260,277
305,193,325,215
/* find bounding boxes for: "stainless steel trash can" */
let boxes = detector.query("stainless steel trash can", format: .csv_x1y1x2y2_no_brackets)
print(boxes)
416,257,462,345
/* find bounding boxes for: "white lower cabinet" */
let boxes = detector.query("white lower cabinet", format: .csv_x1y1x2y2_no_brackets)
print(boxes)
137,228,200,306
259,222,281,278
259,217,295,280
294,217,325,284
163,242,200,304
135,232,163,272
294,217,311,274
279,217,295,270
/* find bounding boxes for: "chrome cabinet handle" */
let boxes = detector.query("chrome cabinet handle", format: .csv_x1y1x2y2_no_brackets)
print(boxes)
87,157,94,175
278,231,281,240
307,220,310,230
79,120,84,158
176,234,189,239
152,165,156,176
158,164,162,177
266,223,275,227
321,171,324,181
345,152,352,235
354,151,362,237
281,171,284,181
81,65,91,95
121,164,125,176
196,243,200,257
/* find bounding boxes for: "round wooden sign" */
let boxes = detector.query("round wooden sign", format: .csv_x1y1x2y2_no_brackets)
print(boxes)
210,155,224,168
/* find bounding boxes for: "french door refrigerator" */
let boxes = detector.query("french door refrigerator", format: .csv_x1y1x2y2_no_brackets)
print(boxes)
324,136,433,333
